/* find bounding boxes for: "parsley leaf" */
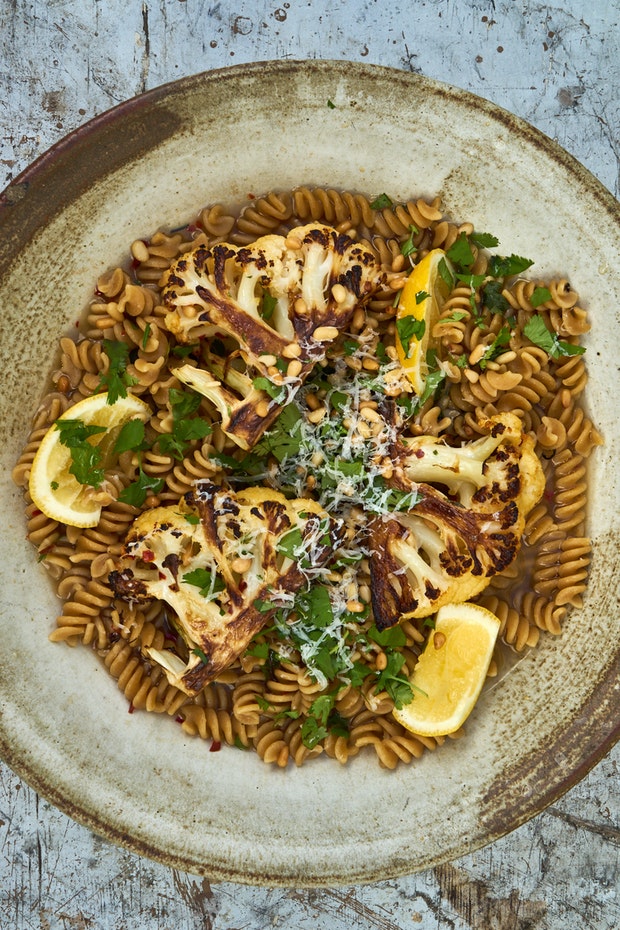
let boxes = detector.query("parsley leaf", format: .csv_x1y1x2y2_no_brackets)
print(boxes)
251,403,302,463
368,623,407,648
260,292,277,321
141,323,151,350
446,233,475,270
530,286,552,308
471,231,500,248
55,418,107,488
157,388,211,460
300,716,329,749
478,325,513,369
437,257,454,291
113,418,147,455
523,316,586,359
97,340,138,404
488,254,534,278
396,316,425,357
183,568,226,599
375,651,414,709
118,466,164,507
482,279,511,314
253,376,286,401
400,224,418,258
370,193,393,210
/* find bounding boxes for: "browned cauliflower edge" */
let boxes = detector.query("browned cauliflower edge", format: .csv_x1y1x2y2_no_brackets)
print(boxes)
160,224,385,450
109,482,343,694
368,414,545,629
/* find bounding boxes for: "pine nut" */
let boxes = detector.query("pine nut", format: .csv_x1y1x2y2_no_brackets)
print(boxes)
375,651,388,671
331,283,348,304
306,392,321,410
231,557,252,574
362,357,380,371
259,354,277,367
131,239,150,263
287,359,303,378
282,342,302,359
256,400,270,417
346,600,366,613
307,406,327,424
433,632,446,649
312,325,339,342
294,297,308,315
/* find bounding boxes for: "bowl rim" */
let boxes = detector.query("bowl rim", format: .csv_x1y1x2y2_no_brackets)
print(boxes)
1,58,619,885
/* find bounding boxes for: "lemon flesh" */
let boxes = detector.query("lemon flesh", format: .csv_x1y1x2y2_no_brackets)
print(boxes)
393,602,501,737
28,392,151,528
395,248,452,396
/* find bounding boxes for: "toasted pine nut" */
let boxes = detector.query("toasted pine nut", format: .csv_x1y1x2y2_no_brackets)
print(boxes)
346,600,366,614
287,359,303,378
306,392,321,410
294,297,308,315
312,325,339,342
282,342,302,359
258,354,277,366
256,400,270,417
375,651,388,671
231,557,252,574
434,632,447,649
307,406,327,424
362,357,380,371
331,283,348,304
131,239,150,263
468,343,487,366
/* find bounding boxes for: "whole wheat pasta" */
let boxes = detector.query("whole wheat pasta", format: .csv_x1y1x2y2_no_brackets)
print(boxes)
13,187,602,768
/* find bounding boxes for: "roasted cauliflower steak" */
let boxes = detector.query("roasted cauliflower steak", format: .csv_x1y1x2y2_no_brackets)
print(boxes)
369,413,546,629
160,223,385,449
109,482,343,694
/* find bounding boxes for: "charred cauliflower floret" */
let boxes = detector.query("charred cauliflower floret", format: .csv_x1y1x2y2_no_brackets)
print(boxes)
369,414,545,629
109,482,343,694
160,224,384,450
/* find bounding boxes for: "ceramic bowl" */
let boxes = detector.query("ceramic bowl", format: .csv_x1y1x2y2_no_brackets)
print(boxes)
0,60,618,886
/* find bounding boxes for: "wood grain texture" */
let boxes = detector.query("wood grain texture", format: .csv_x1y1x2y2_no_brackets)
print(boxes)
1,0,619,927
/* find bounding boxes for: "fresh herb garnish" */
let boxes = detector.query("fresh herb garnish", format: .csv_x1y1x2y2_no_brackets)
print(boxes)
113,418,147,455
482,279,511,314
530,286,552,308
437,257,454,291
97,340,138,404
118,466,164,507
183,568,226,599
370,193,393,210
478,325,513,369
375,651,414,709
55,418,107,488
396,316,425,357
446,233,475,270
523,316,586,359
260,293,277,321
141,323,152,350
470,231,500,248
253,376,286,402
400,224,418,258
488,254,534,278
157,388,211,460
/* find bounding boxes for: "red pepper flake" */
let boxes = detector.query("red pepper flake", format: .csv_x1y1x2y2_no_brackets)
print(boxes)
142,549,155,562
31,509,42,517
239,580,247,592
128,703,135,714
414,449,425,458
209,740,222,753
175,715,185,724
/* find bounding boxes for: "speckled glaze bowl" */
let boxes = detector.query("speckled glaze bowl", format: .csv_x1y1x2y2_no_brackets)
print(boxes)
0,61,618,886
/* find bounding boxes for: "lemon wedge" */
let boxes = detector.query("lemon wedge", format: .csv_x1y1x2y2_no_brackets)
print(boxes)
29,392,151,528
393,602,500,737
395,248,452,396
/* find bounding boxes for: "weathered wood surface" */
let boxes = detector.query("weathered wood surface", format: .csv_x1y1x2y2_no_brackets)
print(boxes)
1,1,618,927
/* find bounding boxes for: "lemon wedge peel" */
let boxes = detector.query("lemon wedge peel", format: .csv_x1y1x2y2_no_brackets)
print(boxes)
395,248,453,397
28,392,151,529
393,602,501,738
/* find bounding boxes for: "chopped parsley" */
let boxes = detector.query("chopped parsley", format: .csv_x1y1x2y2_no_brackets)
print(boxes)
488,253,534,278
157,388,212,460
97,340,138,404
446,233,475,270
370,193,393,210
530,286,552,308
523,315,586,359
400,224,418,258
55,418,107,488
396,316,425,357
118,466,164,507
183,568,226,599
